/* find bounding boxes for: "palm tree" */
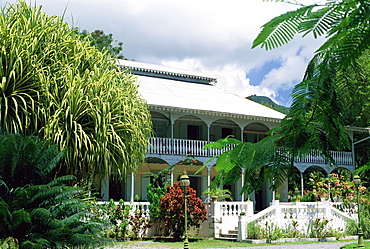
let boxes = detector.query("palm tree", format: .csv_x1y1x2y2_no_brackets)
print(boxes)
0,1,152,186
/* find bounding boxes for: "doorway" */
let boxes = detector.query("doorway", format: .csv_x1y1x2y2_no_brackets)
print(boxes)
187,125,200,140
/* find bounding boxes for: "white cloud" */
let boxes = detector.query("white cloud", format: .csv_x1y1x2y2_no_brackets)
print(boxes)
0,0,327,106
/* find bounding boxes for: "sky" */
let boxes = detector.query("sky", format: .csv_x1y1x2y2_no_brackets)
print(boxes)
1,0,326,106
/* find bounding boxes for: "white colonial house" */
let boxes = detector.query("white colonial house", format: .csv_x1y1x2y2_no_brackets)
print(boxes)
99,60,367,239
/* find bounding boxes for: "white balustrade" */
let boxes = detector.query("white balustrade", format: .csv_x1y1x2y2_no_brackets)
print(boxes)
148,137,353,165
97,201,151,219
239,201,355,240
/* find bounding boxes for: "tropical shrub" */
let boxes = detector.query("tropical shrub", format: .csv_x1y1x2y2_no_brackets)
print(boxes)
246,221,263,239
160,182,208,240
98,199,131,240
94,199,151,240
0,133,110,248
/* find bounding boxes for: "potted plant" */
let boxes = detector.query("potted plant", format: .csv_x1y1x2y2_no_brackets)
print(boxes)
202,187,233,202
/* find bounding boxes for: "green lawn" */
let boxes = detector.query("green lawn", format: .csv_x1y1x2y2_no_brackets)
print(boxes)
340,241,370,249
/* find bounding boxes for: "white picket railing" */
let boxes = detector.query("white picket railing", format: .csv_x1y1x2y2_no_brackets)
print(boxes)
237,201,355,241
97,201,151,219
148,137,354,165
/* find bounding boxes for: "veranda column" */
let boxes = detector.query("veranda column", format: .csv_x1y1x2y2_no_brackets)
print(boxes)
241,168,245,201
300,171,304,197
131,171,135,202
100,174,109,201
327,173,331,200
170,169,174,185
170,120,175,154
206,123,211,157
207,166,211,187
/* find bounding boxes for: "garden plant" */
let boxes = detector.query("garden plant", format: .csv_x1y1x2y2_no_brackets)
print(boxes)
160,182,208,241
0,133,110,248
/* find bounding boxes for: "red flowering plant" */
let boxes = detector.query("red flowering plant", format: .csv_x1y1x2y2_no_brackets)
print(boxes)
305,173,368,205
159,182,208,240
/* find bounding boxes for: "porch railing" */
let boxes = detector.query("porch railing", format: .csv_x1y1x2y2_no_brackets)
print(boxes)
148,137,354,165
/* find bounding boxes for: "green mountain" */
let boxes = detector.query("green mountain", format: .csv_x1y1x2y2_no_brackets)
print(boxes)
247,95,290,115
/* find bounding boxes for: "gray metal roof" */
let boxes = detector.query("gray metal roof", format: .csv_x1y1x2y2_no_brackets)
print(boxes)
118,60,286,120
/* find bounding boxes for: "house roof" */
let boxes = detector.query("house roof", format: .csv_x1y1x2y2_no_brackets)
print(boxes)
118,60,286,122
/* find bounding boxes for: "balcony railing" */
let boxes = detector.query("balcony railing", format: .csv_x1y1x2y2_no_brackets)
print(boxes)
148,137,354,166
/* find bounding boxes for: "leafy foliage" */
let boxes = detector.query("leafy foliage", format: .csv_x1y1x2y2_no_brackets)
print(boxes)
0,1,152,186
202,187,233,201
0,133,64,189
0,133,110,248
160,182,208,240
93,199,150,240
200,136,290,195
251,0,370,175
78,29,125,59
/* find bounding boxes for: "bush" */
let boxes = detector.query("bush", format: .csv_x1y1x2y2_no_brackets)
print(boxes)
160,182,208,240
0,133,110,248
246,221,263,239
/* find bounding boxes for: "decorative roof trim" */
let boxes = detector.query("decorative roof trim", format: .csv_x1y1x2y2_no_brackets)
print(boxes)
118,65,217,85
150,105,283,123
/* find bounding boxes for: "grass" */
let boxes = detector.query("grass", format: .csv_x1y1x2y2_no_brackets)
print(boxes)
340,241,370,248
112,238,358,248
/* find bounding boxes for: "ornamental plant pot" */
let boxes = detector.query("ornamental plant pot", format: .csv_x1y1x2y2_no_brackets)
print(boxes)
211,196,218,202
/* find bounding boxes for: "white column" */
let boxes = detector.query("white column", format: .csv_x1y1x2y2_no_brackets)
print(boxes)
170,169,174,185
170,120,175,154
170,118,175,139
241,168,245,201
207,124,211,142
327,173,331,200
100,174,109,201
300,171,304,197
207,166,211,187
131,171,135,202
351,138,355,167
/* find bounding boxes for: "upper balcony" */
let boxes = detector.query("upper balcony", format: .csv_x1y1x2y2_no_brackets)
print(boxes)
147,137,354,166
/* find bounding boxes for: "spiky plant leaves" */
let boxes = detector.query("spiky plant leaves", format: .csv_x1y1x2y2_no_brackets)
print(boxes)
0,1,151,185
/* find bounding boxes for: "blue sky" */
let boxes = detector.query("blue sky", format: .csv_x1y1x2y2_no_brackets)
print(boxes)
1,0,326,107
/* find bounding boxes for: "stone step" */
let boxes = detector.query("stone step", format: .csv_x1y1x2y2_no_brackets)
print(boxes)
220,233,237,238
218,235,237,240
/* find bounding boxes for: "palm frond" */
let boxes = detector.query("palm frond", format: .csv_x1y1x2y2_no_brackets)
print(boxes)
12,209,31,230
299,5,342,38
252,5,315,50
